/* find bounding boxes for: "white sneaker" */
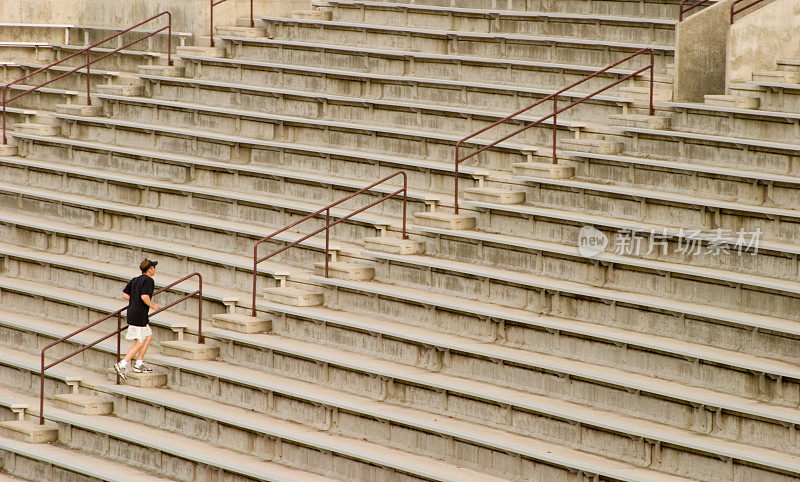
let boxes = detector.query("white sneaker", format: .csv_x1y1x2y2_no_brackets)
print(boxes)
114,362,127,380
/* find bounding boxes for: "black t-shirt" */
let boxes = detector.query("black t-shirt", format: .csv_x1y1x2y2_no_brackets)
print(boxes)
123,275,155,327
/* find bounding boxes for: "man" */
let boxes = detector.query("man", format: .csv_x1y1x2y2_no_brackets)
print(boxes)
114,259,159,380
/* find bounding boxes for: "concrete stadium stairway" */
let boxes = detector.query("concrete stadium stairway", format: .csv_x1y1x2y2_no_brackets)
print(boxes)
1,2,800,481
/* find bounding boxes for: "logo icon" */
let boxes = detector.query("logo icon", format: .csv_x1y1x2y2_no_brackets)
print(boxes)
577,226,608,258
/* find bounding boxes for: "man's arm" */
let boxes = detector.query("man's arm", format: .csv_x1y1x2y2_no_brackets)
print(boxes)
123,293,130,301
140,294,159,312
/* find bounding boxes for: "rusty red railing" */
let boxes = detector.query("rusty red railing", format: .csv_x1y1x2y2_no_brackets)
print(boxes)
210,0,254,47
39,272,203,424
2,11,174,145
453,48,656,214
730,0,768,22
251,172,408,316
679,0,712,20
680,0,766,21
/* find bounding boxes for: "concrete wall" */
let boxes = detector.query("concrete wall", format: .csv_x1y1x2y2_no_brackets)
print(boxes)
0,0,308,38
673,0,736,102
726,0,800,87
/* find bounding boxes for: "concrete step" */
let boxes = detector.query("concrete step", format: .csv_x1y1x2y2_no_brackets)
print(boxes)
559,137,624,154
136,64,185,77
52,393,113,416
215,26,267,38
176,45,226,58
619,85,673,103
313,261,375,281
12,122,60,136
462,187,526,204
752,70,800,83
413,211,477,230
159,340,220,360
263,286,324,306
95,83,143,96
704,94,760,109
364,236,426,255
511,161,575,179
212,312,272,333
608,113,671,129
54,103,103,116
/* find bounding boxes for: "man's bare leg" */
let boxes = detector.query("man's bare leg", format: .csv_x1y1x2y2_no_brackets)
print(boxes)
135,335,153,362
123,340,143,363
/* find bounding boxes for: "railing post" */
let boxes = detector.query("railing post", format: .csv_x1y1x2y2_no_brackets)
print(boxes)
86,48,91,106
251,0,255,28
197,274,204,344
252,245,258,317
210,0,216,48
402,173,408,239
552,96,558,164
116,313,121,384
39,351,45,425
167,12,174,66
325,208,330,278
2,85,6,145
649,50,655,116
454,144,460,214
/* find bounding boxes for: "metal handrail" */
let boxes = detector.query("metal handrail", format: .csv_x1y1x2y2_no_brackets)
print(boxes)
453,48,656,214
210,0,254,47
39,272,204,424
251,171,408,316
730,0,768,22
679,0,713,20
2,11,173,145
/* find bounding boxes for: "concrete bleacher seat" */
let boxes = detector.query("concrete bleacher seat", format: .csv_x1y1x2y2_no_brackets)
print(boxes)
324,0,677,44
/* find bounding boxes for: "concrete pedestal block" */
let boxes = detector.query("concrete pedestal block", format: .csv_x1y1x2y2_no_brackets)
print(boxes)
264,287,323,306
463,187,525,205
13,123,60,136
513,162,575,179
609,113,671,130
96,84,143,96
177,46,226,58
107,369,167,388
364,236,426,255
704,94,760,109
53,393,112,416
137,65,185,77
161,340,219,360
216,26,266,38
560,138,624,155
0,144,18,156
55,104,103,116
414,212,477,230
0,420,58,443
314,262,375,281
212,313,271,333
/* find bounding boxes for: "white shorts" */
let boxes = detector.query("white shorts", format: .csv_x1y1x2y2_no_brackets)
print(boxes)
125,325,153,343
